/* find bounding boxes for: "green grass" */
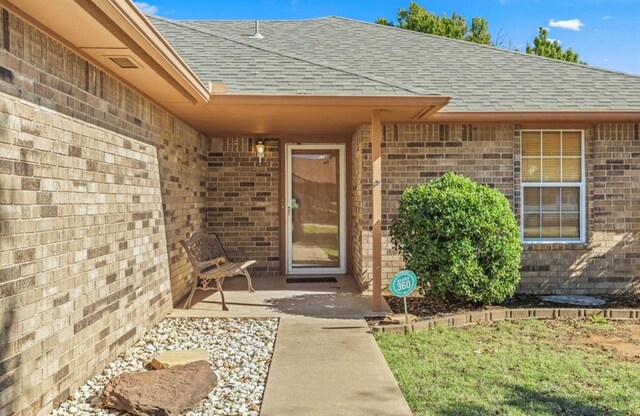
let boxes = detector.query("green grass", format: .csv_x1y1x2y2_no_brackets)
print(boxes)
301,223,339,259
375,319,640,416
302,223,337,235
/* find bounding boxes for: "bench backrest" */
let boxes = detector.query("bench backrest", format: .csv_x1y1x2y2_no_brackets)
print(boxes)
181,231,228,268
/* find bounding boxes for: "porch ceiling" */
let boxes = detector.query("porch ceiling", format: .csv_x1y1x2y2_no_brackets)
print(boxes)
170,94,451,139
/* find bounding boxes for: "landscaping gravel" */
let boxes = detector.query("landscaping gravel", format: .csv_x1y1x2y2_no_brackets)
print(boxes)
51,318,278,416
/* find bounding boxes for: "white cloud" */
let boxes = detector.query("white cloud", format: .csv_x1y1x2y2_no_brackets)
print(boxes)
548,38,562,44
602,15,612,20
134,2,159,14
549,18,584,31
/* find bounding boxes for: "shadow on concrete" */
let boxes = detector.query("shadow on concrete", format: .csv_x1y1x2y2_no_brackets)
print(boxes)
172,275,388,319
183,291,381,320
264,292,377,320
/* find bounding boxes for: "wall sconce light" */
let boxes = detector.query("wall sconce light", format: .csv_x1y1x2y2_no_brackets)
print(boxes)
255,140,265,165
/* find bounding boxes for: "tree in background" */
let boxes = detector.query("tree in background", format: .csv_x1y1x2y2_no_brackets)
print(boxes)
466,17,492,45
376,2,586,64
526,27,585,64
375,2,492,45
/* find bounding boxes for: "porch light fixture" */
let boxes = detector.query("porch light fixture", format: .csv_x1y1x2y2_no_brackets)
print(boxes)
255,140,265,165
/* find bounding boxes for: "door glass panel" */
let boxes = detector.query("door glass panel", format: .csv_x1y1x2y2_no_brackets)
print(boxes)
290,148,340,269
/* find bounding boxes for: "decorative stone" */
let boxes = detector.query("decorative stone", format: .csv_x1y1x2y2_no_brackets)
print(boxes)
51,318,277,416
101,360,217,416
383,313,419,324
542,295,607,307
147,349,210,370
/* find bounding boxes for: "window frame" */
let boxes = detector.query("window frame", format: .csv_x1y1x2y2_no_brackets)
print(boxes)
520,129,586,244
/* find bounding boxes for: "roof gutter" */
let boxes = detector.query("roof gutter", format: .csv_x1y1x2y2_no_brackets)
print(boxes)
431,111,640,122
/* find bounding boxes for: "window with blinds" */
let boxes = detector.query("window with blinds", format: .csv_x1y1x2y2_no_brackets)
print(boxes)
521,131,585,242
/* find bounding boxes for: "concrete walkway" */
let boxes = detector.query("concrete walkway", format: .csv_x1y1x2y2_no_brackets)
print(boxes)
171,276,412,416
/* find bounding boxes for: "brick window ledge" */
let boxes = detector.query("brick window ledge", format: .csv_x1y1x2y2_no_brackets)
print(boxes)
523,242,590,251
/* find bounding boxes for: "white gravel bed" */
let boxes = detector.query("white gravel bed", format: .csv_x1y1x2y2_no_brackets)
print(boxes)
52,318,279,416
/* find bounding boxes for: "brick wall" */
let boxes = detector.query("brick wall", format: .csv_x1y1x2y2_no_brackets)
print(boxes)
0,8,207,415
351,126,367,289
352,122,640,295
352,123,514,291
206,138,280,276
519,124,640,294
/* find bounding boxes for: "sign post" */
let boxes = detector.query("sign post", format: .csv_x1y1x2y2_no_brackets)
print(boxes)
389,270,418,324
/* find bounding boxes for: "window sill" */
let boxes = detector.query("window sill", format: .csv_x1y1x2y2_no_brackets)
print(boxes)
522,241,589,251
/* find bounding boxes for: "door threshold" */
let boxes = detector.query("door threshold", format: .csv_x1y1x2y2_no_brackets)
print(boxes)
286,276,339,284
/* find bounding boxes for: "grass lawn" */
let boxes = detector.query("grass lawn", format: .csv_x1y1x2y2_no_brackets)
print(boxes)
301,223,339,259
376,319,640,416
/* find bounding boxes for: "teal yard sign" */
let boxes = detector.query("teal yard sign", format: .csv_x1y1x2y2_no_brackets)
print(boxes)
390,270,417,297
390,270,417,323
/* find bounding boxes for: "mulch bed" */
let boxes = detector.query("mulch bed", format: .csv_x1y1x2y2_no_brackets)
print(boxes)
384,293,640,321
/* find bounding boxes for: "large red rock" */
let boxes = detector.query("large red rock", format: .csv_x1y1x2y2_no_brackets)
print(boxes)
101,360,217,416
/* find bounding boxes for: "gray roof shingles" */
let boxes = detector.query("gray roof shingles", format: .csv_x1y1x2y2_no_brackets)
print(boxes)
149,15,640,112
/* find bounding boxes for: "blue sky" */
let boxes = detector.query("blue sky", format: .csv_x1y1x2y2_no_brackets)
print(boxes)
136,0,640,75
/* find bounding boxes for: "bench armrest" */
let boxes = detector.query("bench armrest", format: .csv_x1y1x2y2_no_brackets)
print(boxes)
197,256,226,272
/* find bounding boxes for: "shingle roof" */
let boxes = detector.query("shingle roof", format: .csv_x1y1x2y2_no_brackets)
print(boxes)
148,15,640,112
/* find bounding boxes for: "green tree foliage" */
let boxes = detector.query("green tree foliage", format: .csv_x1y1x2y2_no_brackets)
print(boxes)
526,27,586,64
390,173,522,304
376,3,586,63
376,2,492,45
374,17,394,26
466,17,492,45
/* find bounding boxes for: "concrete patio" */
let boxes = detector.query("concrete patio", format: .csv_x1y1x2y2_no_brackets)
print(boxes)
169,275,384,319
170,276,413,416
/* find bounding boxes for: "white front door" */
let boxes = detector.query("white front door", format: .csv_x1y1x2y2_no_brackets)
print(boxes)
285,144,347,275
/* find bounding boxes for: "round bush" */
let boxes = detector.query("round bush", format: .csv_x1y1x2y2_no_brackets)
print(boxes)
390,172,522,304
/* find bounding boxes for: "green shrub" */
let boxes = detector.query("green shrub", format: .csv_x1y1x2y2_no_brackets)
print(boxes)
390,172,522,304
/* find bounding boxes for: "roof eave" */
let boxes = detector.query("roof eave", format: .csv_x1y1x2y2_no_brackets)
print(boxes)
198,93,452,138
104,0,209,103
3,0,209,104
431,110,640,122
210,93,451,120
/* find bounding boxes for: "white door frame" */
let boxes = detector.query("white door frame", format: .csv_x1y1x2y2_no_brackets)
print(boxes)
285,143,347,275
